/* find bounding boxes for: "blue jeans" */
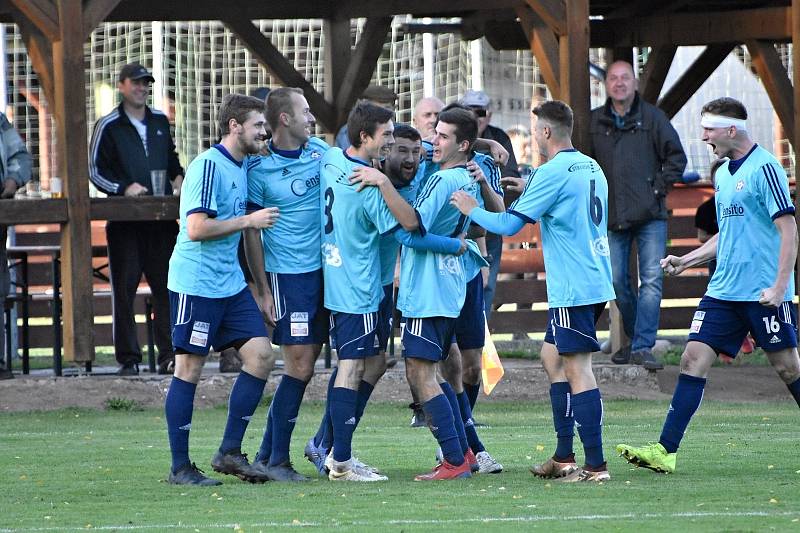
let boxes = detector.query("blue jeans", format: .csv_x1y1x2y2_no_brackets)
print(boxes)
609,220,666,352
483,233,503,320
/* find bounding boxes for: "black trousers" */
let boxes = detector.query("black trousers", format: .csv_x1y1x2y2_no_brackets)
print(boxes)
106,220,177,366
0,225,7,368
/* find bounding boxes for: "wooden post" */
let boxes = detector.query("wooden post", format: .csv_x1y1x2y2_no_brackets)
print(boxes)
53,0,94,363
323,17,352,127
793,0,800,299
559,0,590,151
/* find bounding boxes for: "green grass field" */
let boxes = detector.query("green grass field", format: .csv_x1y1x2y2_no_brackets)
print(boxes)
2,401,798,532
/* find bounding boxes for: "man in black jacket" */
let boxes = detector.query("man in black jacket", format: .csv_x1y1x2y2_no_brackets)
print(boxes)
589,61,687,370
89,62,183,375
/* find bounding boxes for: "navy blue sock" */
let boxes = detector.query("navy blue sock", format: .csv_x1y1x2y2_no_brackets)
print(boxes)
257,404,274,463
268,375,308,466
572,388,605,468
456,391,485,453
549,382,574,459
660,373,706,453
440,382,469,454
788,377,800,408
219,371,266,454
354,380,375,428
314,367,337,449
422,394,463,466
165,377,197,473
330,387,358,462
464,382,480,410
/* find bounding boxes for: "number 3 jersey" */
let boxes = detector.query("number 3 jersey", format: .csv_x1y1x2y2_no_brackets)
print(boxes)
507,149,615,308
397,166,480,319
319,147,400,314
706,144,795,302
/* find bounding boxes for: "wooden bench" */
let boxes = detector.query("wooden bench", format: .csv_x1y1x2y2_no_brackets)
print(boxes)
5,223,156,375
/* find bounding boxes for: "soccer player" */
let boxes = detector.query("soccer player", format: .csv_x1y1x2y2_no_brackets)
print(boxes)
165,94,280,486
243,87,328,481
617,97,800,474
451,100,615,482
320,102,427,482
397,106,485,481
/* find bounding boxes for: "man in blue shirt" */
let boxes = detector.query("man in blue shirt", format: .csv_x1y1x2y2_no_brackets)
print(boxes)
452,100,615,482
396,107,484,480
164,94,280,486
243,87,329,482
321,102,425,482
618,97,800,474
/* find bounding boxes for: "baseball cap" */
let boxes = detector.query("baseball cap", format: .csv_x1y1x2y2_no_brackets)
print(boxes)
460,90,490,108
119,63,155,83
361,85,398,105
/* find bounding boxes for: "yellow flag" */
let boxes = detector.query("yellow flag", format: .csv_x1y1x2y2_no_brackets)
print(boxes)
481,322,504,395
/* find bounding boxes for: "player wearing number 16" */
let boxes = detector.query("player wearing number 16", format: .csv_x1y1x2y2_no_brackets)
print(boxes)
617,97,800,475
451,100,615,482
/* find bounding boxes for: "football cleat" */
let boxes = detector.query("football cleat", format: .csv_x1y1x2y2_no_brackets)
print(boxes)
530,454,578,478
250,460,308,482
169,462,222,486
211,450,264,483
414,458,472,481
328,458,388,482
559,465,611,483
324,451,381,475
616,442,676,473
464,448,479,473
304,438,329,475
476,451,503,474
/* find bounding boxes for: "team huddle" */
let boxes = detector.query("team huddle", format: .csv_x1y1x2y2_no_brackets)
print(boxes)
162,89,800,486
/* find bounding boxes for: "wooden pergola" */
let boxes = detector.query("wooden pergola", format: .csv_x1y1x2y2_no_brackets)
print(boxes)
1,0,799,363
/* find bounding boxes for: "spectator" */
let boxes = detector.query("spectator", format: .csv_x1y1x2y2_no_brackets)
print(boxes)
506,125,534,177
0,113,32,380
589,60,687,371
335,85,397,149
412,96,444,139
459,90,521,320
89,62,184,375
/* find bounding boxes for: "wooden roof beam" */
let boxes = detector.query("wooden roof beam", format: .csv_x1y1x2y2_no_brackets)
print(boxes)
516,5,560,98
657,43,735,119
524,0,565,36
13,14,55,111
639,46,677,105
223,14,337,132
603,0,688,20
9,0,59,41
591,7,790,47
746,40,795,147
333,17,393,128
83,0,122,39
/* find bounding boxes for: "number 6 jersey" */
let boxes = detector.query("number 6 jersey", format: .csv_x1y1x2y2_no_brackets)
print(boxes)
507,149,615,308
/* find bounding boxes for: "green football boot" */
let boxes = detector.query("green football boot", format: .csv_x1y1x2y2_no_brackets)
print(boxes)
616,442,676,473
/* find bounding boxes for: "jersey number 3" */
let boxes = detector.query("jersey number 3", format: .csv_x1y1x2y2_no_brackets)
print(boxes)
589,179,603,226
324,187,334,234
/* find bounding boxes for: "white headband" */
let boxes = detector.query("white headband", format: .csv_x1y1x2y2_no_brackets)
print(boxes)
701,113,747,131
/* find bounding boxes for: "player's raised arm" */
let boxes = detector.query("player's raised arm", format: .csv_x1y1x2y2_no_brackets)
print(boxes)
450,190,526,236
661,233,718,276
350,166,418,231
186,208,278,241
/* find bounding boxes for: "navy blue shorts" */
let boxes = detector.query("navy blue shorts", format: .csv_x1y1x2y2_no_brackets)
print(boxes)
376,284,394,353
169,288,268,356
453,272,486,350
329,311,380,359
267,270,328,345
688,296,798,356
401,316,457,362
544,303,605,355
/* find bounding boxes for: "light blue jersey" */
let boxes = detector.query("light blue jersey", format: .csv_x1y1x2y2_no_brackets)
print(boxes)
168,145,249,298
321,148,400,313
397,166,480,318
247,137,328,273
377,170,425,286
421,149,502,203
707,144,795,301
508,149,615,308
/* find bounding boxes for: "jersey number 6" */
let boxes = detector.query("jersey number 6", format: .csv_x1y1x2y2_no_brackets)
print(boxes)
590,179,603,227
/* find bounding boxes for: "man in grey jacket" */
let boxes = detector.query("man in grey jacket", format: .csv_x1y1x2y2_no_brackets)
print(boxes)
0,113,33,379
589,61,686,370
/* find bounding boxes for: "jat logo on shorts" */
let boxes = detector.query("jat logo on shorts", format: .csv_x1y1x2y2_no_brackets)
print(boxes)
291,312,309,322
193,321,210,333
